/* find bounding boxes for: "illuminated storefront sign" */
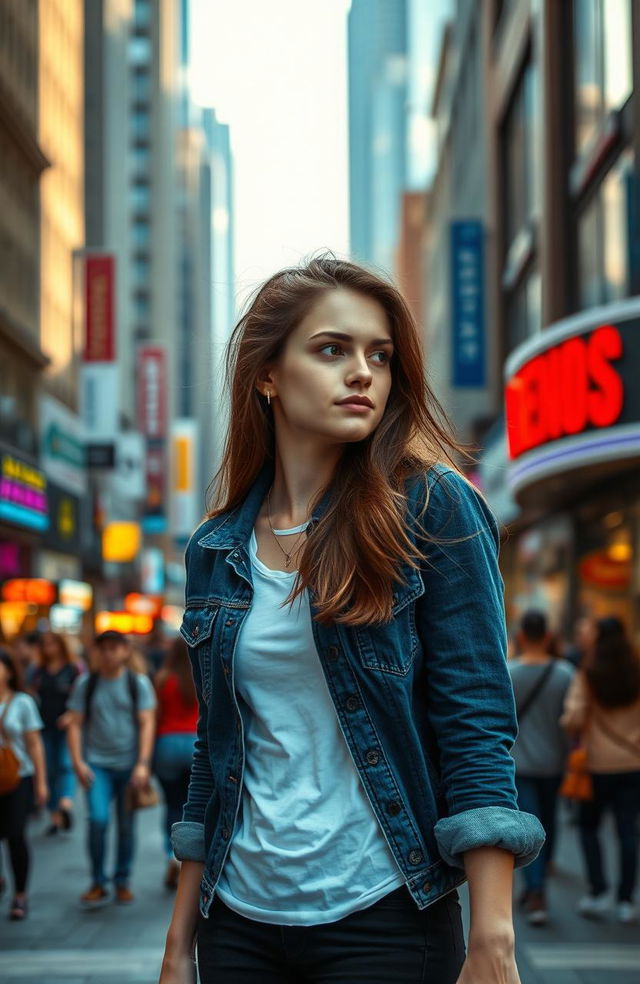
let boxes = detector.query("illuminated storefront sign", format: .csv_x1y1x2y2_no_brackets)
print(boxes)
0,455,48,531
504,299,640,499
2,579,56,606
95,611,154,635
59,579,93,611
102,522,141,563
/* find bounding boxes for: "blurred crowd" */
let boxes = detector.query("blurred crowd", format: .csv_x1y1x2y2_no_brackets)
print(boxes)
0,627,196,920
0,610,639,931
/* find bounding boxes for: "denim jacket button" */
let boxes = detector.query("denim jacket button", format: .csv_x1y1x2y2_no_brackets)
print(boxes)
327,646,339,660
422,880,431,893
221,827,230,840
408,849,424,865
193,625,200,637
387,800,401,816
365,749,380,766
225,618,234,627
345,695,360,712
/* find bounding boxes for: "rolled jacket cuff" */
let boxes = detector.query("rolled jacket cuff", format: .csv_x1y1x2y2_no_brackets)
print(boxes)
434,806,546,870
171,820,206,862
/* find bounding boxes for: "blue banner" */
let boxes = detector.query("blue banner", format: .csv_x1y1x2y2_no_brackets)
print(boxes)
450,220,486,387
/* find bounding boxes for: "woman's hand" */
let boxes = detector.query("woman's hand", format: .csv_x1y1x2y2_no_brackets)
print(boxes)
131,762,151,789
34,778,49,809
456,932,520,983
56,711,73,731
75,761,95,789
158,947,197,983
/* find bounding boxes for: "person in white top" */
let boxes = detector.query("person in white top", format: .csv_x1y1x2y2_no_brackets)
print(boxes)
0,649,48,920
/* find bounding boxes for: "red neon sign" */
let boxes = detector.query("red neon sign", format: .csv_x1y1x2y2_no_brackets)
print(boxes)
505,325,624,459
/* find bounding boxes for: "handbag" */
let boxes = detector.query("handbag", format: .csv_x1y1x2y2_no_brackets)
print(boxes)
0,697,21,795
126,779,160,811
560,745,593,801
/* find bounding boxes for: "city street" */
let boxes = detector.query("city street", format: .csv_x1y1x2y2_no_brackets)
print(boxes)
0,796,638,984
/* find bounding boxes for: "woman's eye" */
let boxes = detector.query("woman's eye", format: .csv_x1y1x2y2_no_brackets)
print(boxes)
370,350,390,364
319,344,343,357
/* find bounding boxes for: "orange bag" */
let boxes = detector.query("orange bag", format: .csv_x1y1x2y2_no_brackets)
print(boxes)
560,746,593,801
0,698,21,795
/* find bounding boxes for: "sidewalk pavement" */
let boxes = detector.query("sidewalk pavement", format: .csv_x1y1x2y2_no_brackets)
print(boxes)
0,795,638,983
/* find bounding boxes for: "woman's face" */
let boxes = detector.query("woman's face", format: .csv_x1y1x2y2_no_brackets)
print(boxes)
265,289,394,447
42,632,61,659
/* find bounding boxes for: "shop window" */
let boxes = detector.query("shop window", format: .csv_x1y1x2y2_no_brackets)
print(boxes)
508,515,573,641
573,0,632,158
575,501,636,630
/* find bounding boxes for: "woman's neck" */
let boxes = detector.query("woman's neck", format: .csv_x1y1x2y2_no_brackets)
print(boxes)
518,650,552,664
0,685,13,702
268,438,342,526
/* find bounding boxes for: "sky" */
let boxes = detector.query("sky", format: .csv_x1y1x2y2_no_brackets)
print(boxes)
189,0,452,309
189,0,352,308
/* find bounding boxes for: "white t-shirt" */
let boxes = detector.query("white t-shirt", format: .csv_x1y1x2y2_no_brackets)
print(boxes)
216,527,404,925
0,692,43,777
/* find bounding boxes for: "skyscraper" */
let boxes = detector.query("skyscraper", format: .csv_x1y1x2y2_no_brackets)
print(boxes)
348,0,408,273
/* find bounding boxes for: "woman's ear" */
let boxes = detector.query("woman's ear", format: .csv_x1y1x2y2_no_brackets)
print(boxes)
255,368,276,400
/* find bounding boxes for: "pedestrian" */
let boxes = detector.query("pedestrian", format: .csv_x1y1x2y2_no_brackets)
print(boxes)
12,631,42,691
153,637,197,891
508,610,575,925
561,615,640,924
0,649,48,920
159,255,545,984
66,630,157,908
30,631,81,834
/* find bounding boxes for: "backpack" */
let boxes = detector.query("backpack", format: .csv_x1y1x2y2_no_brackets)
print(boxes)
0,697,21,794
84,670,140,730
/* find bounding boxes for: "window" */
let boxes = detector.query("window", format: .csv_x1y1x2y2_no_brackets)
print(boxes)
577,150,633,308
131,106,150,140
505,268,541,353
503,61,540,252
128,36,151,65
133,290,150,320
132,217,150,247
131,181,150,212
132,254,150,286
131,67,151,103
573,0,632,158
131,143,150,176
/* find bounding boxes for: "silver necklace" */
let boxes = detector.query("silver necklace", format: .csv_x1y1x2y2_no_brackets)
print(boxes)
266,487,309,569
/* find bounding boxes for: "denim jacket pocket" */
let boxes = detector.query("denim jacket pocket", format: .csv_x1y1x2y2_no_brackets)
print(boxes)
355,568,424,676
179,605,219,703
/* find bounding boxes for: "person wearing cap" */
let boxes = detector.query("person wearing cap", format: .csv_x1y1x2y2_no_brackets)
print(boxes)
66,629,157,908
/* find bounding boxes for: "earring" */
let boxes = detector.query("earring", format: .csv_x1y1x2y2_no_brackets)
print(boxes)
267,390,271,406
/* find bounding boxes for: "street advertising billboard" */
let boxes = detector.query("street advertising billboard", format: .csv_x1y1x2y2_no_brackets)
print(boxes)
0,453,48,532
137,345,168,534
39,394,86,496
504,298,640,500
77,253,118,467
170,418,199,540
450,220,486,387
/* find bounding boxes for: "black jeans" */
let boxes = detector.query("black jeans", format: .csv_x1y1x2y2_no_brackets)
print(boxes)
578,770,640,902
196,885,466,984
0,777,33,894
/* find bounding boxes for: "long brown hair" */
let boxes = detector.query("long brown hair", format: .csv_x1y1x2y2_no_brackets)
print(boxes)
39,631,74,667
210,253,472,625
157,637,197,706
585,617,640,708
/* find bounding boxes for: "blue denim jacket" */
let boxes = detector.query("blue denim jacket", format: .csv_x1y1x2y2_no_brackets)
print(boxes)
171,464,545,918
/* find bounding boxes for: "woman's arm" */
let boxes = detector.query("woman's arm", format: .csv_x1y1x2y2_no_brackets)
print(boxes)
159,861,203,982
24,729,48,808
560,670,588,734
457,847,520,984
131,707,155,789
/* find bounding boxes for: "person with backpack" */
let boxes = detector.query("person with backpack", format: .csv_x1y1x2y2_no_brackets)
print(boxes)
561,616,640,924
66,630,156,908
0,649,48,920
509,610,575,926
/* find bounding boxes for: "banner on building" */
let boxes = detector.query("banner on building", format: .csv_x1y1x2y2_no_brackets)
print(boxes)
77,252,119,466
0,453,48,532
137,346,168,533
450,220,486,387
170,418,199,539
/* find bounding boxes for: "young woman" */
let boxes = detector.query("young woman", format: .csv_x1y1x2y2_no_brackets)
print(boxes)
0,650,48,920
561,616,640,924
31,631,80,833
154,637,198,891
159,256,545,984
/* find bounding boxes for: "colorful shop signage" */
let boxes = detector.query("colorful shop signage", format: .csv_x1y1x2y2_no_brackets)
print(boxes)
504,299,640,498
0,454,48,531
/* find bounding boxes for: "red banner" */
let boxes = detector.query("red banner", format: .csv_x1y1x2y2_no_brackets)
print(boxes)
137,346,167,439
84,255,115,361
